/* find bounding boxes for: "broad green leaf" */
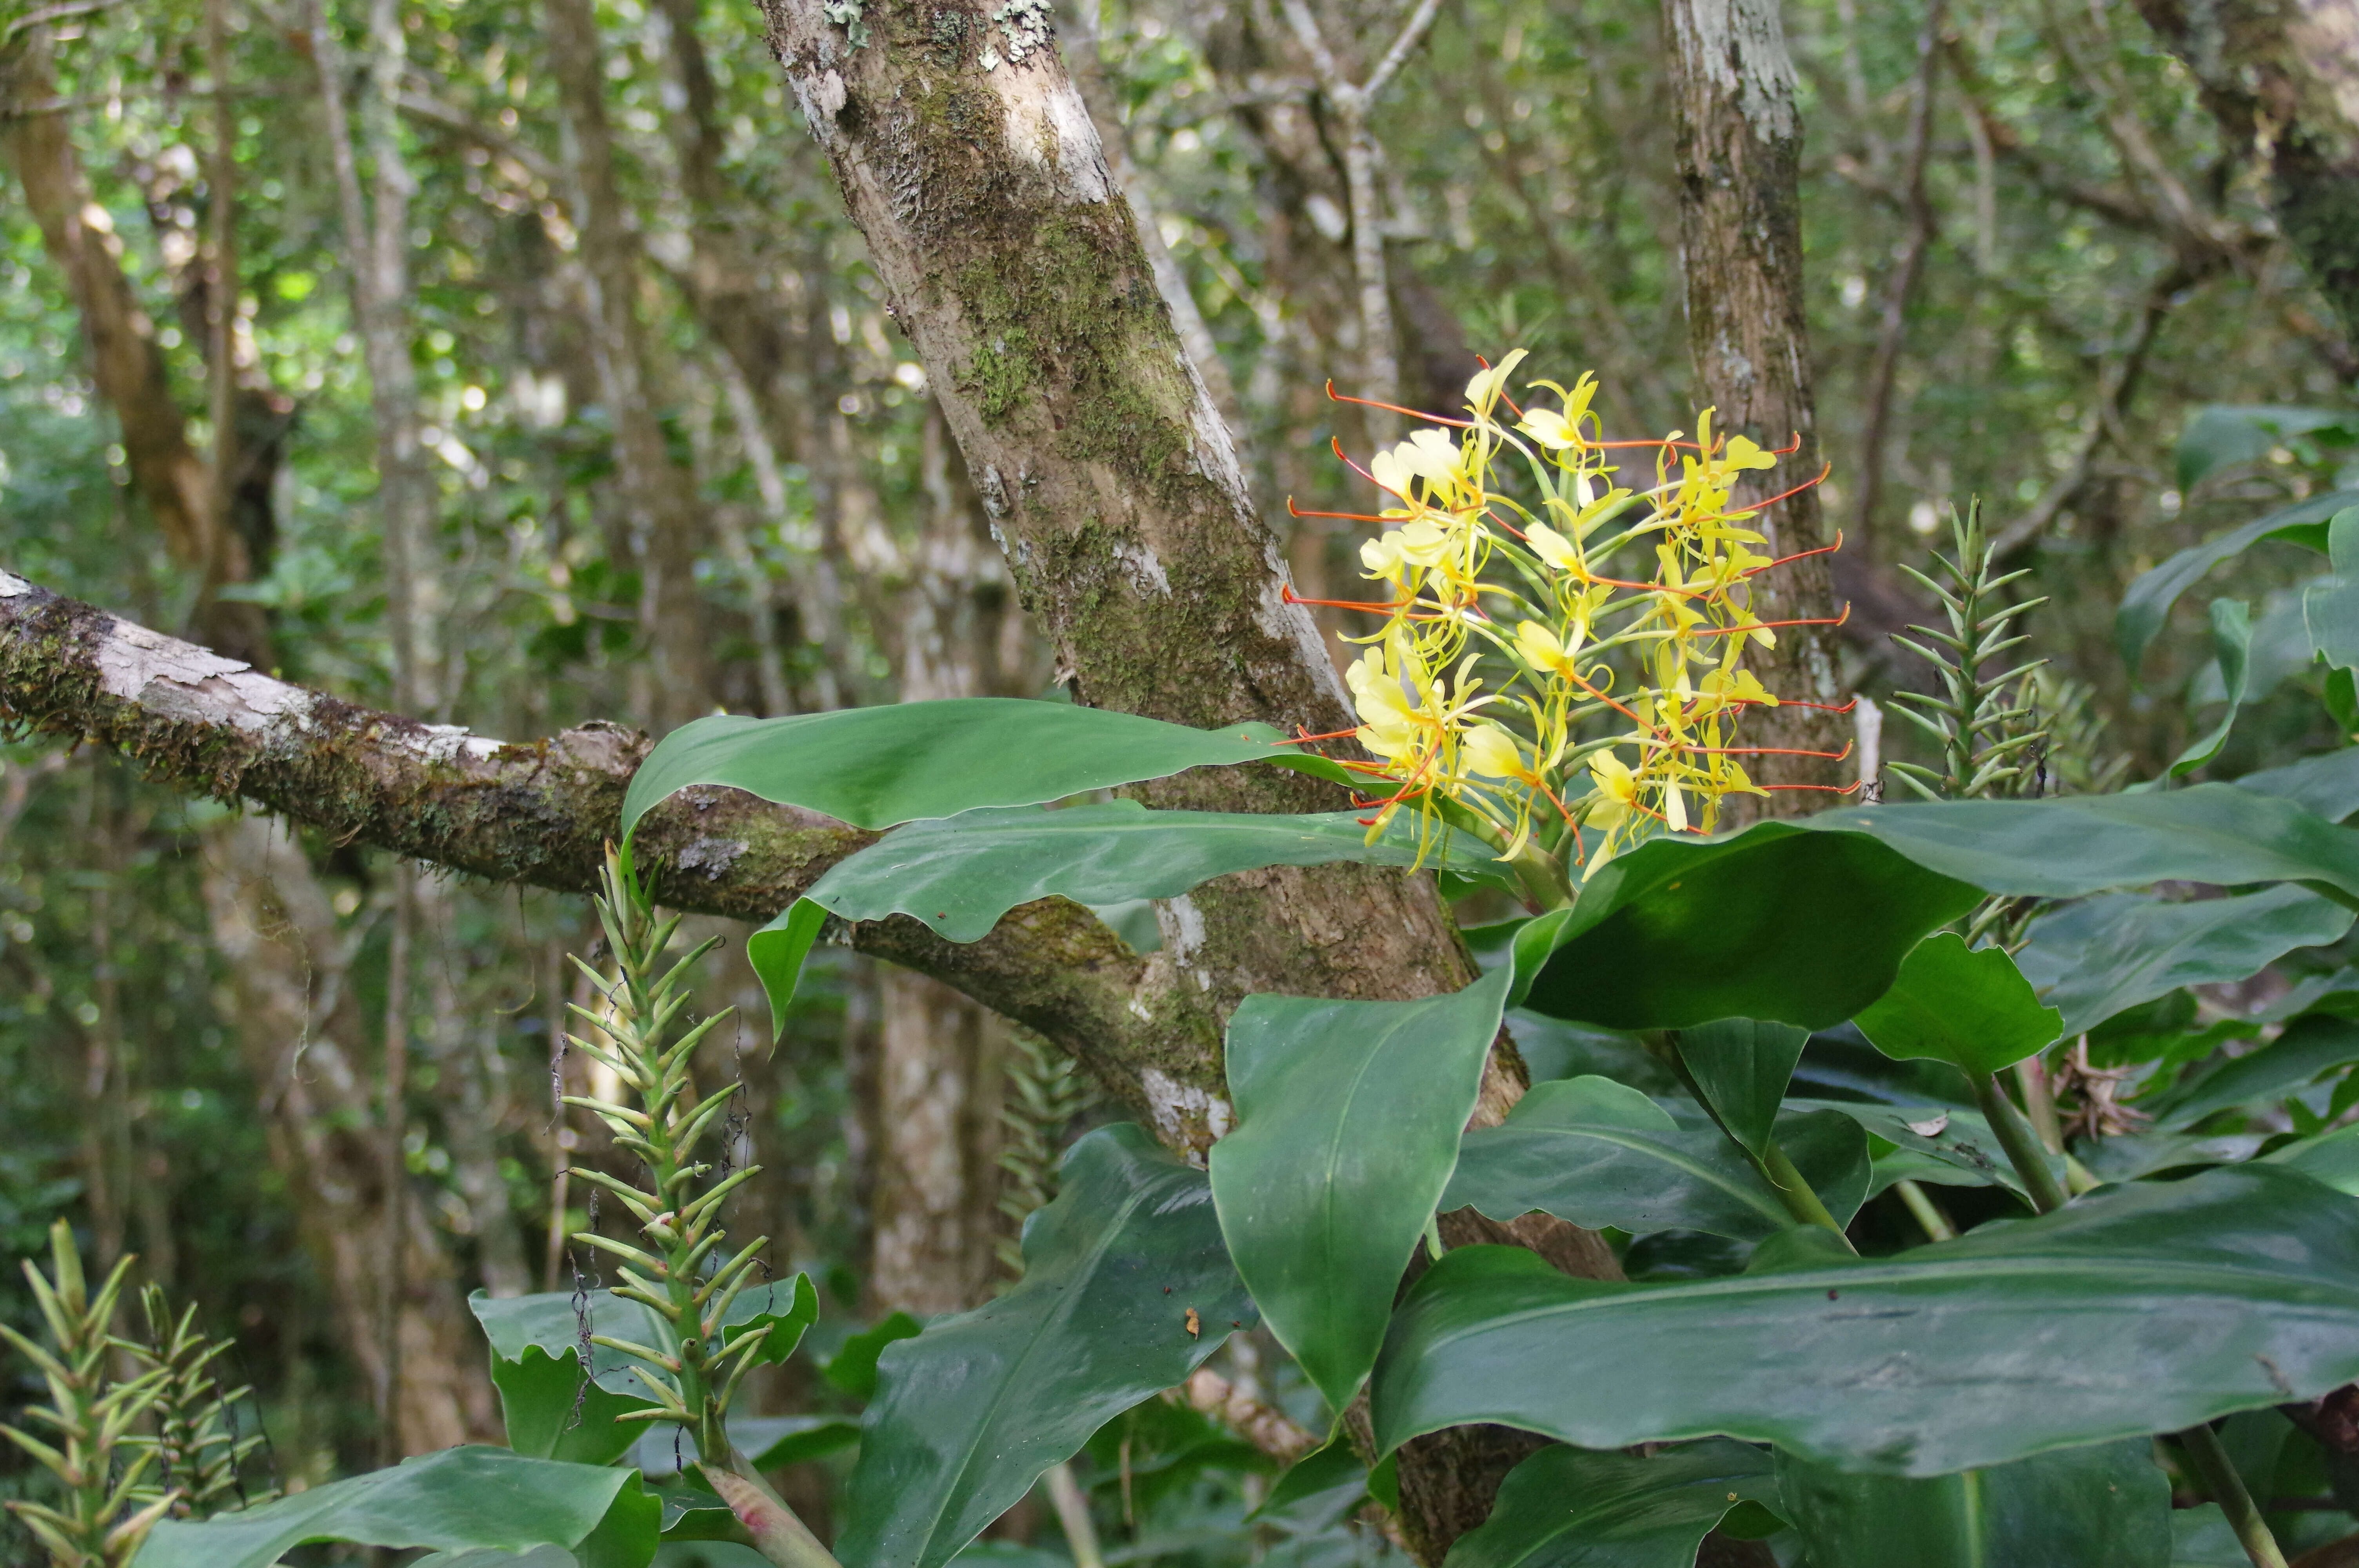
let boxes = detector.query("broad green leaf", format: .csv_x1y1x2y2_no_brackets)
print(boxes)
471,1278,816,1403
2268,1122,2359,1194
2161,1013,2359,1129
2307,508,2359,670
491,1343,655,1467
2079,1132,2264,1185
800,802,1507,941
2116,491,2346,675
634,1418,861,1477
133,1448,660,1568
2166,598,2252,779
1852,934,2061,1078
1369,1165,2359,1476
411,1550,578,1568
1210,965,1511,1413
747,898,829,1039
2015,887,2354,1038
2237,748,2359,824
839,1124,1250,1568
2169,1505,2247,1567
1677,1018,1809,1155
1773,1440,2170,1568
1524,824,1981,1030
2174,406,2355,492
821,1310,924,1402
1441,1081,1869,1241
1785,1100,2051,1200
1440,1439,1781,1568
620,700,1301,836
1254,1436,1369,1528
1798,786,2359,904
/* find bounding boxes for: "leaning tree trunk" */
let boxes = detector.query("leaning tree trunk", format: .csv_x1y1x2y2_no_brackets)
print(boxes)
1664,0,1852,804
2132,0,2359,350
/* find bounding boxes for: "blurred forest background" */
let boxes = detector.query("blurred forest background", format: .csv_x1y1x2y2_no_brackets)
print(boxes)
1,0,2354,1556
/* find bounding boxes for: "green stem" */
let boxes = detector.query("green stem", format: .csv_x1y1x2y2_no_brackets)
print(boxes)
2014,1056,2064,1154
2177,1422,2289,1568
1758,1138,1856,1249
1971,1071,2070,1214
1892,1178,1956,1242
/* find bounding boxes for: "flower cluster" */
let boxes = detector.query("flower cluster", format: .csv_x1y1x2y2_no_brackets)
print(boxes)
1292,351,1848,881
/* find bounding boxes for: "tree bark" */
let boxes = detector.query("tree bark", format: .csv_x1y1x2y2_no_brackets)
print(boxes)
1663,0,1852,803
545,0,716,735
2132,0,2359,349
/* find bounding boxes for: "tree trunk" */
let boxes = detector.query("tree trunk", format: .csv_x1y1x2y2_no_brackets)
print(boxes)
200,816,501,1452
545,0,716,736
1663,0,1852,803
2131,0,2359,349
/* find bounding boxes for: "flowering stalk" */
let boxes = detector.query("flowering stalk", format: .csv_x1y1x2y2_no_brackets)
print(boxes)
0,1222,177,1568
562,847,836,1568
124,1284,269,1521
1302,352,1852,889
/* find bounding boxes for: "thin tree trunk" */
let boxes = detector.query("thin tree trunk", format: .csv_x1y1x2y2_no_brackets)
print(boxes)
546,0,714,735
2132,0,2359,349
201,817,500,1453
1663,0,1852,805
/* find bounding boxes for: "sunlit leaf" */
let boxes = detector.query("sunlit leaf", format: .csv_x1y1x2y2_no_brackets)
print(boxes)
1853,933,2060,1078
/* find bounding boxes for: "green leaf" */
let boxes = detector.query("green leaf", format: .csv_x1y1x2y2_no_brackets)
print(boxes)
800,803,1508,942
1209,965,1511,1413
821,1310,923,1403
1773,1439,2171,1568
2170,1505,2248,1566
2268,1122,2359,1194
1799,785,2359,904
1785,1100,2050,1200
2175,406,2355,492
2015,887,2354,1038
724,1272,820,1368
1253,1436,1369,1528
490,1343,655,1467
1369,1165,2359,1476
2116,491,2346,676
838,1124,1249,1568
2161,1014,2359,1129
1677,1018,1809,1156
620,700,1301,837
1524,824,1982,1030
1440,1439,1781,1568
471,1279,816,1404
747,898,829,1040
2307,508,2359,671
1442,1080,1870,1241
132,1448,660,1568
1852,934,2061,1078
2235,748,2359,824
2167,599,2253,779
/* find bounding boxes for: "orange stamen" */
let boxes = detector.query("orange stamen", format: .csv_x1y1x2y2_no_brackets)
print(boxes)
1325,380,1475,430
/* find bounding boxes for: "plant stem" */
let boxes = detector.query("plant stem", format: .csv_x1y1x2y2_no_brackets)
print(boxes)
2014,1055,2064,1153
1758,1138,1856,1249
1893,1178,1956,1242
1971,1071,2070,1214
2178,1421,2289,1568
1045,1462,1107,1568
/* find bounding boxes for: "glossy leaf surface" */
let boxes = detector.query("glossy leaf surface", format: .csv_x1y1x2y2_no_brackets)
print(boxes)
2161,1013,2359,1129
1852,934,2061,1077
2115,491,2343,675
801,802,1503,942
134,1447,659,1568
2307,508,2359,670
1677,1018,1810,1155
2235,748,2359,824
2167,598,2253,778
490,1343,654,1467
1210,965,1511,1412
839,1124,1250,1568
747,897,829,1039
1798,786,2359,902
1372,1165,2359,1475
1785,1100,2048,1199
620,700,1298,836
2016,887,2353,1038
1774,1440,2171,1568
1525,824,1980,1029
1440,1439,1781,1568
1442,1080,1868,1241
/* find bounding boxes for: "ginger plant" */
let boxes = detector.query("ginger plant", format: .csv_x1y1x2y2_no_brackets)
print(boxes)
0,1222,176,1568
1292,351,1853,903
561,846,837,1568
125,1283,269,1521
